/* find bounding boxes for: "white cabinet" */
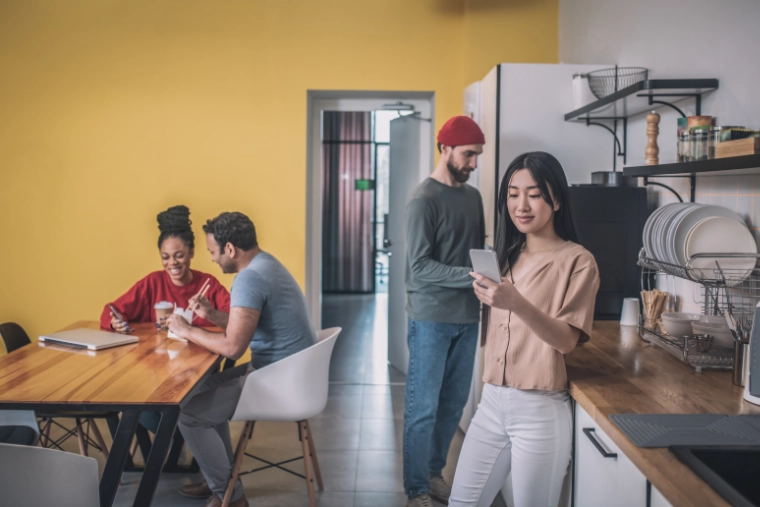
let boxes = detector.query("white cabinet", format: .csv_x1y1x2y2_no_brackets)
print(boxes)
574,403,648,506
650,485,673,507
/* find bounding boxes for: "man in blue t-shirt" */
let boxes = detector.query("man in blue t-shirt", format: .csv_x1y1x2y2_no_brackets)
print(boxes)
168,211,316,507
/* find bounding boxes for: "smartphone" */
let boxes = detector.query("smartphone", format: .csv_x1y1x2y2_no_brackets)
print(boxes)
469,249,502,285
108,304,131,332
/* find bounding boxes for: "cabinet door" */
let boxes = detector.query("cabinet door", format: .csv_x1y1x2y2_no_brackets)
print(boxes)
574,403,647,506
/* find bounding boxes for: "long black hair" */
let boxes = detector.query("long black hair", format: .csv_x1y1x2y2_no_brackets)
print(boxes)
157,205,195,250
494,152,579,275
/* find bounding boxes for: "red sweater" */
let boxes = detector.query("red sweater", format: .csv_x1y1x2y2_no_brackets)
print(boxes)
100,270,230,329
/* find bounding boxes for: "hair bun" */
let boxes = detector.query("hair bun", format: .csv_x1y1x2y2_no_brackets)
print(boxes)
157,205,192,234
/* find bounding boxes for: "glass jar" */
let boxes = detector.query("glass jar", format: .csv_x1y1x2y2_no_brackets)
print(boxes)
678,131,691,162
691,127,712,161
712,126,725,154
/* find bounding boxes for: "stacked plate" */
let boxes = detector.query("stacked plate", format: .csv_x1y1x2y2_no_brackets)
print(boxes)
643,203,757,282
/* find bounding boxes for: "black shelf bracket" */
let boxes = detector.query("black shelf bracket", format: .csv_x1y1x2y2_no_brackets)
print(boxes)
643,175,696,203
638,93,703,118
584,117,627,170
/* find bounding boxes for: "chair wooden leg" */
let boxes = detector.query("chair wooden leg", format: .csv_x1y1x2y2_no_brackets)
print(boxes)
304,420,323,491
299,421,317,507
88,418,110,460
75,418,88,457
222,421,254,507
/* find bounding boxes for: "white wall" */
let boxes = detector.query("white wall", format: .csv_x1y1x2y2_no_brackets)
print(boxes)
560,0,760,166
559,0,760,315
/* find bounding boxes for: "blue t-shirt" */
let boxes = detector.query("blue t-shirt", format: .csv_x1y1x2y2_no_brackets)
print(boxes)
230,252,316,369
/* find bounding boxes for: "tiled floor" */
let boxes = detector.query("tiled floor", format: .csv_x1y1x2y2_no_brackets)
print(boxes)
45,294,504,506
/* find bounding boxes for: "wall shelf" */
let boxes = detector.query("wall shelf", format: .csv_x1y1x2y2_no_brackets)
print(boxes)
565,79,719,121
565,78,719,172
623,154,760,177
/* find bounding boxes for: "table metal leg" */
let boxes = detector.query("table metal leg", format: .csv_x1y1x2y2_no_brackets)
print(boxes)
162,427,200,473
132,406,180,507
100,410,140,507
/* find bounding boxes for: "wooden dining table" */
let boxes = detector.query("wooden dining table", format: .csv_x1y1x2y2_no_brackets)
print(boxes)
0,320,222,507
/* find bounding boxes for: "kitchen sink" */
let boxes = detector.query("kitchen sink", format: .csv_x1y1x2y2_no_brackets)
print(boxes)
670,446,760,507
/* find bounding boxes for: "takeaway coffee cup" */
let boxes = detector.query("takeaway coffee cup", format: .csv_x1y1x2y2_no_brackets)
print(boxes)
620,298,641,327
154,301,174,330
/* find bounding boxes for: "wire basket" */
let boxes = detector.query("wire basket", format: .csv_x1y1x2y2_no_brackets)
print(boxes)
638,315,734,371
587,67,648,99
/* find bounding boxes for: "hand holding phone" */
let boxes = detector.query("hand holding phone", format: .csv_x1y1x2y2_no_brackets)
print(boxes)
469,249,501,287
108,304,132,333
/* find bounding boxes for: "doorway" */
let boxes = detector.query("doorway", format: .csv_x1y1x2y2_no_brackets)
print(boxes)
305,91,434,384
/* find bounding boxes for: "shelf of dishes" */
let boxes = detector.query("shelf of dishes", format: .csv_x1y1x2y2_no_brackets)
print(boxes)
638,250,760,286
640,202,758,284
638,250,759,371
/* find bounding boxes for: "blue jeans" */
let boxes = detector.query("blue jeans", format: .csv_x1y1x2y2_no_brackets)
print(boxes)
403,318,479,498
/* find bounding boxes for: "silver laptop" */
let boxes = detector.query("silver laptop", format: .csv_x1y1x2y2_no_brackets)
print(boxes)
39,328,139,350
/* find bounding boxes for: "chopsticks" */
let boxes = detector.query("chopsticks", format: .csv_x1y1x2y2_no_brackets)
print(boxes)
641,288,669,328
187,278,211,313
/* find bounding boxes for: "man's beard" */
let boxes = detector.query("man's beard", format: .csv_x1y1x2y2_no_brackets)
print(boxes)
447,158,472,183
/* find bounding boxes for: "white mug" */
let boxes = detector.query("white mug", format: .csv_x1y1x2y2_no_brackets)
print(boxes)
620,298,641,327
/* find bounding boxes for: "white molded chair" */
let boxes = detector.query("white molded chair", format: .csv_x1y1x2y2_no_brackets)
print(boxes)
222,327,342,507
0,443,99,507
0,410,39,445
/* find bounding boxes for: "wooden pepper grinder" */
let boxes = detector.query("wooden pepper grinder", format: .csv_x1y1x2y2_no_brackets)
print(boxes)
645,111,660,165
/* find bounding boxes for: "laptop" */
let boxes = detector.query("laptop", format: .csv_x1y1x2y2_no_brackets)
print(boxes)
39,328,139,350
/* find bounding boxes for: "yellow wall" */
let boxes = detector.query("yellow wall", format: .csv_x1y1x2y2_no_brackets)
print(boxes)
464,0,559,84
0,0,557,347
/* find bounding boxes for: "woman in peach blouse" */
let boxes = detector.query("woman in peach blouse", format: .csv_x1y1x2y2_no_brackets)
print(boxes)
450,152,600,507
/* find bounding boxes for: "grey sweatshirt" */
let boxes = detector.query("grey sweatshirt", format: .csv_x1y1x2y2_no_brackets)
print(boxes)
405,177,485,324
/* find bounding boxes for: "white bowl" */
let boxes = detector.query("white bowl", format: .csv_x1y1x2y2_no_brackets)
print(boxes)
699,315,728,326
661,312,700,337
661,312,701,322
691,323,734,348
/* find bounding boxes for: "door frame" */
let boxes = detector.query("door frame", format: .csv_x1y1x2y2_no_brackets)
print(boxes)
305,90,435,330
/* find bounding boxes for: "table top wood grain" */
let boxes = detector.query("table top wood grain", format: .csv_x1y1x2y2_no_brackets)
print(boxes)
568,321,760,507
0,321,220,407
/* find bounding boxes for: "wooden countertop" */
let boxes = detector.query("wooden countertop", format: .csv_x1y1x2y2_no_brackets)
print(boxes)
567,321,760,507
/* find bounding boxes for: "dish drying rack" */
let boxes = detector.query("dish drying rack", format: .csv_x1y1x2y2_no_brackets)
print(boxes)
638,250,760,371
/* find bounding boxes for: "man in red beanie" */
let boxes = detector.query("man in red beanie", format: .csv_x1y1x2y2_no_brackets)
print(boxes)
403,115,486,507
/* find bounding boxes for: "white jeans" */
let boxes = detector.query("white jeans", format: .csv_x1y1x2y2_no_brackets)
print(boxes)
450,384,573,507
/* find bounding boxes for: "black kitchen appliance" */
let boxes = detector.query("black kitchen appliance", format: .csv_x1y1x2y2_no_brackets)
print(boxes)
569,184,650,320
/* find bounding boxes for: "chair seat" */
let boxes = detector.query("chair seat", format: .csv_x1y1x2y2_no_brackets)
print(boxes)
222,328,341,507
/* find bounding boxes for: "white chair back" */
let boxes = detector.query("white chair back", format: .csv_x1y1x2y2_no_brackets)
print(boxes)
231,327,341,422
0,443,99,507
0,410,39,445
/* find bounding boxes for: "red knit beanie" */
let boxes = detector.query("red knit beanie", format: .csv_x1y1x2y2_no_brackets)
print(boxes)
437,116,486,147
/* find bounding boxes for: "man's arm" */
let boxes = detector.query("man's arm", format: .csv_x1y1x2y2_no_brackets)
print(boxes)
167,307,259,360
406,197,472,288
189,293,230,329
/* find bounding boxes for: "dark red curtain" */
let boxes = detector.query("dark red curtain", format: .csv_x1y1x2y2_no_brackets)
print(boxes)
322,111,373,293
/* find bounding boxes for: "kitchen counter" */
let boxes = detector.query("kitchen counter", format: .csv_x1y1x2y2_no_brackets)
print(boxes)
567,321,760,507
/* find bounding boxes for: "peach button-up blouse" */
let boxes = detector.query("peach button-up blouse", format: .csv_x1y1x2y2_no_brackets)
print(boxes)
483,241,600,391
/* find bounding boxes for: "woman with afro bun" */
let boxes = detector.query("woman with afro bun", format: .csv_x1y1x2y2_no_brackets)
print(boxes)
100,205,230,331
